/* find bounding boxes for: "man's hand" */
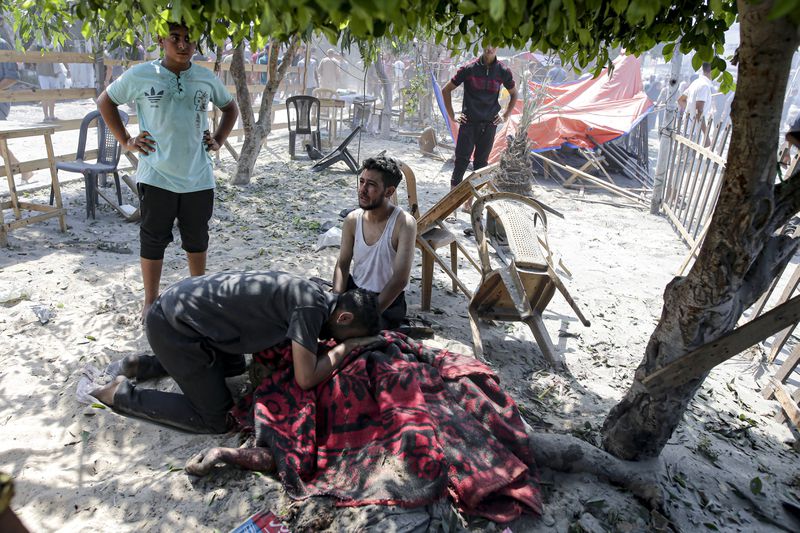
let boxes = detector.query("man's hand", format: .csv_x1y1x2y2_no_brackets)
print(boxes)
493,113,506,125
126,131,156,155
456,113,468,124
204,129,221,152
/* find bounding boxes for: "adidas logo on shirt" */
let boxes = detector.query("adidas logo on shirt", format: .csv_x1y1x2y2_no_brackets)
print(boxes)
145,87,164,106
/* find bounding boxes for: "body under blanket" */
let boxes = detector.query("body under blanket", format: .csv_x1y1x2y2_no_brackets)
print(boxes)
231,331,541,523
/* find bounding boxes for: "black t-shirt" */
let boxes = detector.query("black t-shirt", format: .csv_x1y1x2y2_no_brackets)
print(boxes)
451,57,515,123
157,271,338,354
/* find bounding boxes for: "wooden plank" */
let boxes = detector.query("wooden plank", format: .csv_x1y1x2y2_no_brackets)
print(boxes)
4,207,66,230
746,227,800,323
762,342,800,399
664,115,696,212
767,263,800,362
676,220,711,275
416,236,473,298
562,159,595,187
662,202,697,248
681,122,726,233
770,378,800,429
532,152,646,204
194,60,272,73
0,50,94,63
673,118,703,225
692,170,727,242
224,84,270,93
672,132,727,166
0,88,96,103
662,113,684,210
0,149,99,178
416,168,496,233
43,132,66,232
641,294,800,396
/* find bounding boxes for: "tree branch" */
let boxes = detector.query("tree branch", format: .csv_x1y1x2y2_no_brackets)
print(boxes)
739,233,800,309
770,165,800,232
231,42,254,132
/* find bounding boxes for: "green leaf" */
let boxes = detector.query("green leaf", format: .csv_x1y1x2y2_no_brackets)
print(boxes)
749,476,763,495
460,0,477,15
489,0,505,21
563,0,577,27
85,335,97,342
691,52,703,71
662,42,675,59
91,403,107,410
546,0,562,34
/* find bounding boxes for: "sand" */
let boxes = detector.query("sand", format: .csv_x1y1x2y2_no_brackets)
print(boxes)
1,98,800,532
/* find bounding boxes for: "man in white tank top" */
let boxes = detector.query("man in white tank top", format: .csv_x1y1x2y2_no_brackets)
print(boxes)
333,156,417,329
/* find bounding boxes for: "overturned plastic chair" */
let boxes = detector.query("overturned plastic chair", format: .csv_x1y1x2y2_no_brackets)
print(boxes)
50,109,129,219
286,95,322,159
469,192,590,367
311,126,361,174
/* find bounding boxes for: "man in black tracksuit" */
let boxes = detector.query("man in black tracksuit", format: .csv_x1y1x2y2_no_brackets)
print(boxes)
443,47,518,203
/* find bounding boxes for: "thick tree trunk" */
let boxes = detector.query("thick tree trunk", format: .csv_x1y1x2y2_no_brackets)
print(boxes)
602,0,800,460
374,51,392,138
232,38,299,185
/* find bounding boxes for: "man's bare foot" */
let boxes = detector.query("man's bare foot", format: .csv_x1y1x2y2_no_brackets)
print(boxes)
185,447,277,477
105,354,140,379
185,447,224,476
90,375,126,406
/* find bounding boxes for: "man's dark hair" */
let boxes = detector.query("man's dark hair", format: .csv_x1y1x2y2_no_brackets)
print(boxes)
359,156,403,189
337,288,381,335
701,62,712,74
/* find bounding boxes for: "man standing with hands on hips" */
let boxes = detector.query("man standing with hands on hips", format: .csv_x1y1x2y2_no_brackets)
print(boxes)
97,21,239,322
443,46,517,211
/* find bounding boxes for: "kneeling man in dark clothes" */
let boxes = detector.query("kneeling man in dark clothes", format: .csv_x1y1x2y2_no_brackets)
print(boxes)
91,271,381,434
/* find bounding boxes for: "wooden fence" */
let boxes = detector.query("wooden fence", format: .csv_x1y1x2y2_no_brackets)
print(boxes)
659,112,731,275
658,110,800,430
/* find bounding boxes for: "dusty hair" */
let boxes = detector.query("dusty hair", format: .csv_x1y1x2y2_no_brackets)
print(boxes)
337,288,381,335
359,156,403,189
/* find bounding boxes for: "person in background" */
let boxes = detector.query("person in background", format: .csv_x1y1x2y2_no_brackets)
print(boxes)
333,156,417,329
297,52,318,96
442,46,517,212
0,35,33,182
34,43,63,121
97,21,239,322
317,49,341,92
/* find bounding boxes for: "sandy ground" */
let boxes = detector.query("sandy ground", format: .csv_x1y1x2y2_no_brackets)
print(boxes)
2,99,800,532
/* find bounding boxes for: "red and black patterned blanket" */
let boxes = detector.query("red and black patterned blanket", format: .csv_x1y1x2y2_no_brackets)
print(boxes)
231,331,541,523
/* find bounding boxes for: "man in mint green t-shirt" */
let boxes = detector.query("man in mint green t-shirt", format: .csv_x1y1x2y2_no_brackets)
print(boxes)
98,22,238,322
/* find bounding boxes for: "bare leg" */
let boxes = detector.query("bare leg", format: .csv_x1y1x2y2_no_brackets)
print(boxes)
186,251,207,276
140,257,163,323
90,376,126,407
185,447,276,477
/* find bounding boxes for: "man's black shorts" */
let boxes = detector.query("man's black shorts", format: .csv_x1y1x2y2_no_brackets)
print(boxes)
138,183,214,260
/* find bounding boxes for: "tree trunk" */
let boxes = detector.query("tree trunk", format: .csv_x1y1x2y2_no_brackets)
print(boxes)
602,0,800,461
374,51,392,138
232,38,299,185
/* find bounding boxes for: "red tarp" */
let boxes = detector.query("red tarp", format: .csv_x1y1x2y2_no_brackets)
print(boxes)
487,55,653,163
